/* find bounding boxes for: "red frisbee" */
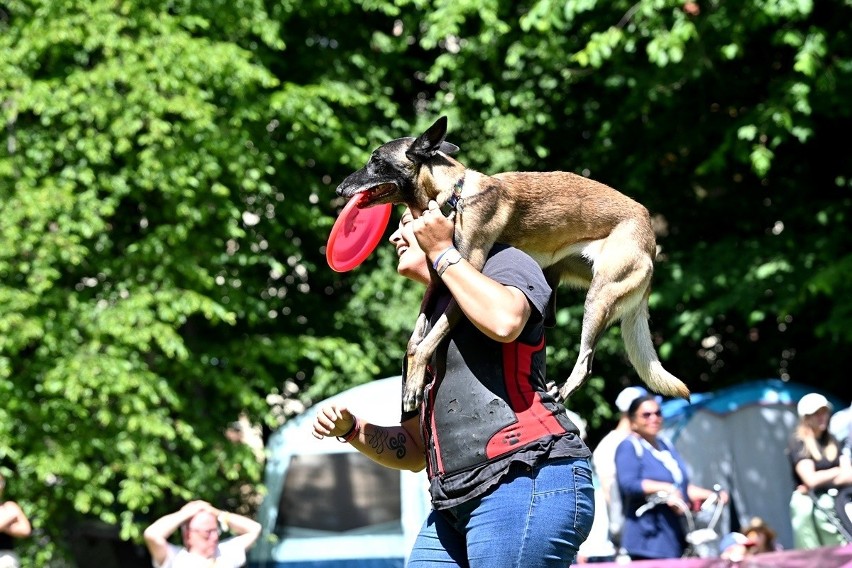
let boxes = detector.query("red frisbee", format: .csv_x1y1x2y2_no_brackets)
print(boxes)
326,193,393,272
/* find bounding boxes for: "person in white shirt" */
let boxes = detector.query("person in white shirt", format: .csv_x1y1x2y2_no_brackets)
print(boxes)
143,500,261,568
592,386,653,547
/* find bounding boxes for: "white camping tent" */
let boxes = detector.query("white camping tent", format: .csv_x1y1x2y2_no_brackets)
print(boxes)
660,379,845,550
249,376,431,568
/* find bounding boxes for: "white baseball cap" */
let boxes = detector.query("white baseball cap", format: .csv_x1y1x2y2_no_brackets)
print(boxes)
797,393,832,418
615,386,649,413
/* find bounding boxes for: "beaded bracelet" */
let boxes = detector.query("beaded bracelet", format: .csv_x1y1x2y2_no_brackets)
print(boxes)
432,246,456,270
437,249,463,277
336,417,360,443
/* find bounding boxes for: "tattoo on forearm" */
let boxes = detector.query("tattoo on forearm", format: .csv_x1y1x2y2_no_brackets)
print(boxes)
367,428,407,460
388,433,407,459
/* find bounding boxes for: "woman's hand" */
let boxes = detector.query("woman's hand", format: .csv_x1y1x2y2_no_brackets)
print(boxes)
665,488,687,515
311,403,356,439
411,200,455,263
833,465,852,486
179,500,212,518
410,201,532,342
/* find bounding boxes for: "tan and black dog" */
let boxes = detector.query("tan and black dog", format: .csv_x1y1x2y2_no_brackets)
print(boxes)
336,116,690,411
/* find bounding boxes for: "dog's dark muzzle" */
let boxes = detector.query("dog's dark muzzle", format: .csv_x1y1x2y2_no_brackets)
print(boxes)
336,175,401,207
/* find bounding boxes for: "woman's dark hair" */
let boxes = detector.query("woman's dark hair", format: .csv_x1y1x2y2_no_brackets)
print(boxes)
627,394,659,418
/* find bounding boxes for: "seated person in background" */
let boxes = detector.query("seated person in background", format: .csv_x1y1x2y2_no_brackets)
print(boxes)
787,393,852,549
143,500,261,568
615,395,728,561
742,517,781,554
718,532,755,562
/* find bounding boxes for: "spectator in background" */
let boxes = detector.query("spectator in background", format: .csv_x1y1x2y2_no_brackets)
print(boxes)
592,386,653,547
719,518,782,562
831,401,852,463
574,411,618,564
718,531,755,562
143,500,261,568
574,480,617,564
0,473,31,568
742,516,781,554
615,395,727,561
787,393,852,549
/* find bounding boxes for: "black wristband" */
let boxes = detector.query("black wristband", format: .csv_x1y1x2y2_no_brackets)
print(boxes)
336,417,360,443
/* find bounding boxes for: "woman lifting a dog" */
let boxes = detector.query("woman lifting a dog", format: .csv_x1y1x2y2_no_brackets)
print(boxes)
312,200,595,567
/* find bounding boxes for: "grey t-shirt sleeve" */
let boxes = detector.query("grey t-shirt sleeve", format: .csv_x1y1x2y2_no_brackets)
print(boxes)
482,244,552,323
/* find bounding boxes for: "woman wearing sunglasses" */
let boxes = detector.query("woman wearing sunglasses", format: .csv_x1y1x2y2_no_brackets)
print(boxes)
614,394,727,560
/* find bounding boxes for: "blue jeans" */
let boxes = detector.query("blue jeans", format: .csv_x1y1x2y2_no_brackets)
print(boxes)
407,457,595,568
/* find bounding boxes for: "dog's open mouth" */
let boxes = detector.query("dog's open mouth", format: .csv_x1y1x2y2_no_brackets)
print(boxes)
358,183,398,207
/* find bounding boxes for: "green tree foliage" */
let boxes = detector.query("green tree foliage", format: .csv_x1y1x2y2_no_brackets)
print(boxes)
1,0,850,564
379,0,852,423
0,0,413,562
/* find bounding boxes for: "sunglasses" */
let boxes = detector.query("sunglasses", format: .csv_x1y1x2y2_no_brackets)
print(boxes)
639,410,663,419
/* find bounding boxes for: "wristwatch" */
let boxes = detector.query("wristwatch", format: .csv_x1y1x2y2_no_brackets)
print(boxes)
437,248,463,276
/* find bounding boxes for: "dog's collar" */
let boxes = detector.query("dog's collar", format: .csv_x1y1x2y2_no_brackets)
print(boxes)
440,176,465,217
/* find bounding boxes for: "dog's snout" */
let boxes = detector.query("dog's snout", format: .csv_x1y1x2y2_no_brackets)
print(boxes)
334,173,349,196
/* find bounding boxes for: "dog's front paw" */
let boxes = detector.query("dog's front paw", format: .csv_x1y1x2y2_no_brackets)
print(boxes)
545,380,559,398
402,386,423,413
557,382,574,403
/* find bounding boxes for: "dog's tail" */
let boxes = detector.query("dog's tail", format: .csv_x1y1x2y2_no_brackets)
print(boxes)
621,300,691,400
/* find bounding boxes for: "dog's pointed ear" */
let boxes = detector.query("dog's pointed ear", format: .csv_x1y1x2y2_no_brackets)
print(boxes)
439,141,460,155
406,116,451,163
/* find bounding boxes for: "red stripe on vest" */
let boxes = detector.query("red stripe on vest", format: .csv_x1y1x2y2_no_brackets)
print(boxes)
421,366,445,477
485,335,566,459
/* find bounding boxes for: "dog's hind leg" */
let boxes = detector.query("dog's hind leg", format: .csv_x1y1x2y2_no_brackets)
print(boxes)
558,305,609,401
558,223,690,401
558,224,657,401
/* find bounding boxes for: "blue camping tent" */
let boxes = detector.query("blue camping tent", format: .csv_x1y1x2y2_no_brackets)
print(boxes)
660,379,845,550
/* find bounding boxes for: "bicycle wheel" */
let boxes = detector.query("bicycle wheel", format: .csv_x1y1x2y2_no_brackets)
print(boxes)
833,486,852,543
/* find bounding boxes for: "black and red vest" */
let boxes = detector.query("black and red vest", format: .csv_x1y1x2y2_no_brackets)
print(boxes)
401,245,583,483
418,321,578,478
